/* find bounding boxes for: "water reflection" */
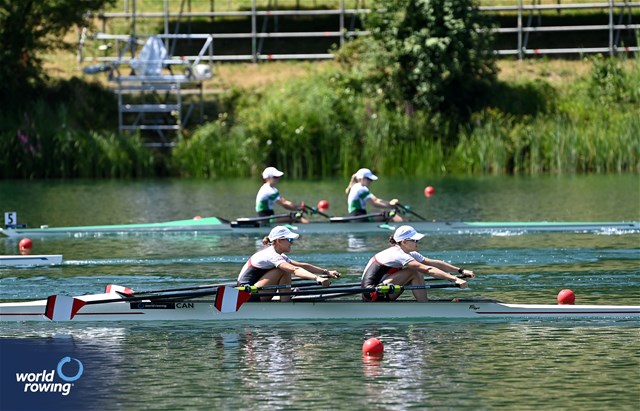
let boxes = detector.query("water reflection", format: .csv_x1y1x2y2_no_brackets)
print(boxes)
347,234,368,252
1,320,638,410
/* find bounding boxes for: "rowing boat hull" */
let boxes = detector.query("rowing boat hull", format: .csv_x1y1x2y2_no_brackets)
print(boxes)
0,217,228,238
1,218,638,238
0,255,63,266
1,295,638,322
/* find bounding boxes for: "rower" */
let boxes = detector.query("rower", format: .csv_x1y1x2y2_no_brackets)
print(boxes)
256,166,308,223
361,225,474,302
345,168,403,222
237,226,340,301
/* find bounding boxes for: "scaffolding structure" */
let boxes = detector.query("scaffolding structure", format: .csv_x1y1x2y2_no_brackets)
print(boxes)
77,0,639,145
102,34,213,146
481,1,640,58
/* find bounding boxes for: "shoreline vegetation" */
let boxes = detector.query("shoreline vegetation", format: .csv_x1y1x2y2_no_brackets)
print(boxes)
1,1,639,179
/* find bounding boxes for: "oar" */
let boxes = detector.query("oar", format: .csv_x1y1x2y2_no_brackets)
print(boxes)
395,203,427,221
287,282,363,291
105,277,329,298
425,273,474,282
45,279,335,321
303,204,332,219
329,212,388,223
129,280,324,296
248,283,459,299
234,213,292,223
44,287,224,321
121,282,235,296
211,283,461,313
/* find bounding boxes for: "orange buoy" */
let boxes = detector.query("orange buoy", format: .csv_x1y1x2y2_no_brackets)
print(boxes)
19,238,33,251
362,338,384,358
193,216,202,220
557,289,576,305
317,200,329,211
424,186,435,197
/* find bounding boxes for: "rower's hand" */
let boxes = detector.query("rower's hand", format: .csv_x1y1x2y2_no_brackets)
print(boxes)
455,278,468,289
460,269,475,279
325,270,340,279
389,198,399,206
316,276,331,287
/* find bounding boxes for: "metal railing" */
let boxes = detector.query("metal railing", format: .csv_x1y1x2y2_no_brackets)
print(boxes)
481,1,640,58
79,0,639,63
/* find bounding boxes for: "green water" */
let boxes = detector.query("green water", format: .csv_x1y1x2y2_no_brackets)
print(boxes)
0,175,639,410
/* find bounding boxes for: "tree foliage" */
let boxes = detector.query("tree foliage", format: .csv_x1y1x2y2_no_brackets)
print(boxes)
0,0,115,107
339,0,497,119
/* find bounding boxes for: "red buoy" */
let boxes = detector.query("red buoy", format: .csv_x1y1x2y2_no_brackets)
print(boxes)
424,186,435,197
19,238,33,251
362,338,384,358
193,216,202,220
557,289,576,305
317,200,330,211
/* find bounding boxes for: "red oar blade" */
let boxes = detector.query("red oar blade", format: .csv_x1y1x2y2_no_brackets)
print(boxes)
214,286,251,313
105,284,134,295
44,295,87,321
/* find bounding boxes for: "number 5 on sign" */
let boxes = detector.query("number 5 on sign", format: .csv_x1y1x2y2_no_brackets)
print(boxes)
4,212,17,227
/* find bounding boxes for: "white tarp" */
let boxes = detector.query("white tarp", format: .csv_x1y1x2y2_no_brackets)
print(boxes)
130,36,167,76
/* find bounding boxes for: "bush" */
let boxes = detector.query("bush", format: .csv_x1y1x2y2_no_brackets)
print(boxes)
338,0,497,128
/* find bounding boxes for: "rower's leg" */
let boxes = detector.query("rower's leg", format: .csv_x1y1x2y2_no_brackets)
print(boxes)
383,270,427,302
255,269,291,301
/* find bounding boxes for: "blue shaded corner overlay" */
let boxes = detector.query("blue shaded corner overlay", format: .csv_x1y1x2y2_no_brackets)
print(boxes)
1,338,111,411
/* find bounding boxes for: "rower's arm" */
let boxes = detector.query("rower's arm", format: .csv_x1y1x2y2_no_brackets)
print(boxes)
277,197,304,211
289,260,340,280
406,260,469,288
368,194,397,209
422,258,475,279
279,261,331,286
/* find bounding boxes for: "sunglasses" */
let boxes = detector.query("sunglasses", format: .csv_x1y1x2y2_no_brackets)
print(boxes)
281,238,295,243
406,239,420,244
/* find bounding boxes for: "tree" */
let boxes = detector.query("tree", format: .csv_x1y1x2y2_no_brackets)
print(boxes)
0,0,115,107
340,0,497,120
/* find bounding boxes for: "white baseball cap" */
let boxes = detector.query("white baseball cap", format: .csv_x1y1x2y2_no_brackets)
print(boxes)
262,167,284,179
393,225,425,242
268,226,300,242
355,168,378,181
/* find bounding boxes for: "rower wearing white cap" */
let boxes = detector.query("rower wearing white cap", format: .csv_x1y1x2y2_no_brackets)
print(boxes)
237,226,341,301
361,225,474,302
345,168,402,222
256,166,308,223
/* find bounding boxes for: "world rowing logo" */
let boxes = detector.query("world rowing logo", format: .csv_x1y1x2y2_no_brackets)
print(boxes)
56,357,84,382
15,356,84,396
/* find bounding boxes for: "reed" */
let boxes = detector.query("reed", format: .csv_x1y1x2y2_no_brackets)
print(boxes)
172,56,638,178
0,99,155,179
450,57,640,175
2,56,637,179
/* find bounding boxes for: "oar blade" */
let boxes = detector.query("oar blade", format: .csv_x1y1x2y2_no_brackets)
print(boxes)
44,295,87,321
105,284,134,295
214,286,252,313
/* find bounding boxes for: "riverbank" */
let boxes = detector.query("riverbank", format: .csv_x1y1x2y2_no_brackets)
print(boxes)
2,56,639,179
